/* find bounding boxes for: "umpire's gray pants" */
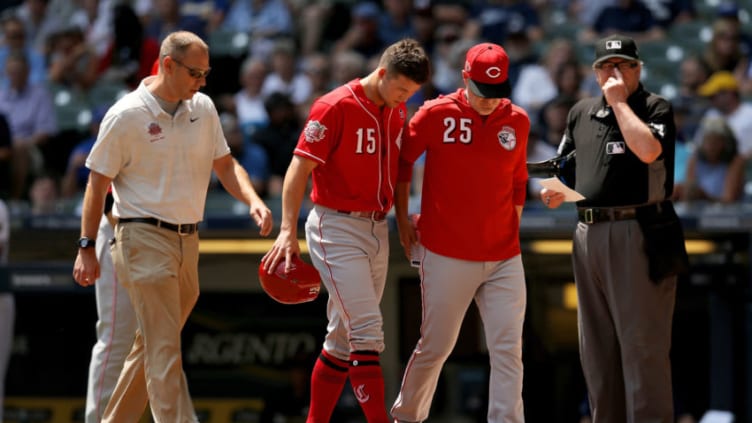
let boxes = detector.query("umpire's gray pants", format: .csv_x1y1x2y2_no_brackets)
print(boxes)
572,219,676,423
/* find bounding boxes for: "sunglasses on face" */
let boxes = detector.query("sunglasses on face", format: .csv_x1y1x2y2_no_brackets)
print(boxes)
171,57,211,79
594,61,640,71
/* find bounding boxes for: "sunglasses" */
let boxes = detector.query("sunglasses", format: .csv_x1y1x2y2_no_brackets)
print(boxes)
171,57,211,79
594,61,640,71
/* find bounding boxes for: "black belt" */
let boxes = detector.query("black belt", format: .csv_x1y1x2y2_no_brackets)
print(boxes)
118,217,199,235
336,210,387,221
577,203,663,224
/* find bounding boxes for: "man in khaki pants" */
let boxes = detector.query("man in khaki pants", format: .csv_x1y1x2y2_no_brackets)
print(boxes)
72,31,273,422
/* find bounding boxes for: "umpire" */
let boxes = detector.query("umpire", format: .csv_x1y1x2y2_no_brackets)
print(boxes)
540,34,689,423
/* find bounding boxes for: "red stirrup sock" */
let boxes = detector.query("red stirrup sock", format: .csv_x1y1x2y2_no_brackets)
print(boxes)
306,349,349,423
348,350,389,423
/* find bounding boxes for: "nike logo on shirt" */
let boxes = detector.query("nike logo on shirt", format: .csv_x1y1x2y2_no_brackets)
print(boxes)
190,117,199,122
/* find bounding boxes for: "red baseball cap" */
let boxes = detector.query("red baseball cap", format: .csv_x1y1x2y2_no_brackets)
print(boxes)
151,58,159,76
464,43,511,98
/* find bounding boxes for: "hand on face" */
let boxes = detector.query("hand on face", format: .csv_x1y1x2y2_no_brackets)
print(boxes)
601,67,630,106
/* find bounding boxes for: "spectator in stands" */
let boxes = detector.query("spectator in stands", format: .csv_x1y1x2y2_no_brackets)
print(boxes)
715,1,752,53
701,16,751,96
410,3,437,57
430,0,473,34
329,49,366,88
670,98,694,201
0,15,46,89
332,2,387,61
379,0,417,46
10,0,64,54
512,38,579,125
221,111,268,196
67,0,113,58
503,28,543,92
294,0,354,56
675,55,712,141
429,24,462,94
297,52,332,119
46,26,99,92
181,0,229,36
555,60,587,100
536,94,578,149
301,52,331,99
565,0,615,27
702,17,747,74
252,92,300,198
146,0,200,42
260,38,312,105
0,51,56,200
639,0,695,29
221,0,293,58
97,3,160,89
28,172,61,214
715,3,752,97
579,0,664,43
678,54,712,101
682,117,745,204
145,0,229,43
698,71,752,158
467,0,544,44
60,105,107,199
223,56,269,140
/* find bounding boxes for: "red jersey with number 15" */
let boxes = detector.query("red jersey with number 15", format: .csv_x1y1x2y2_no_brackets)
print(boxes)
398,88,530,261
294,79,408,212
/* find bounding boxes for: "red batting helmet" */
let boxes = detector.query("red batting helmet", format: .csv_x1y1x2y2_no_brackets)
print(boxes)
258,256,321,304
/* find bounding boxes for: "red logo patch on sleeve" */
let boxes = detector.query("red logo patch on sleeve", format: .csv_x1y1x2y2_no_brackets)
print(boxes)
303,120,327,143
498,126,517,151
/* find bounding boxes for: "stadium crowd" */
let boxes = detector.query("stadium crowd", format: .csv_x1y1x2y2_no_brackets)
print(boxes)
0,0,750,215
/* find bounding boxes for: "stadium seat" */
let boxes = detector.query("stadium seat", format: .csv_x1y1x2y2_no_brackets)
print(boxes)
639,40,686,63
668,21,713,56
49,83,92,133
575,44,595,64
88,81,128,109
668,20,713,41
208,30,250,58
694,0,719,20
546,21,582,41
643,57,679,81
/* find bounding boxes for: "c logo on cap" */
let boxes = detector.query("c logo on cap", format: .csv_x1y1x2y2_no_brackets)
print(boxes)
486,66,502,79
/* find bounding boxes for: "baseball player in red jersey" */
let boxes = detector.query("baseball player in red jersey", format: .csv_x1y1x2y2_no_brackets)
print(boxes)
391,43,530,423
261,38,430,423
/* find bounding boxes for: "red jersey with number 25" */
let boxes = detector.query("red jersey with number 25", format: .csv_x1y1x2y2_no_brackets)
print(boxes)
399,88,530,261
295,79,408,212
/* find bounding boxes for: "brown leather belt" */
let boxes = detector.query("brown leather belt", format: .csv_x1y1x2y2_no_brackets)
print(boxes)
336,210,387,221
118,217,199,235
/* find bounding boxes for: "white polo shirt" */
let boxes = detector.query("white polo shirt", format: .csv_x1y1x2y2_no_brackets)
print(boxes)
86,76,231,224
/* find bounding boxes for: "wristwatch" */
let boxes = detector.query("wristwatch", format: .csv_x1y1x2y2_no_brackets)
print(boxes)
77,237,96,249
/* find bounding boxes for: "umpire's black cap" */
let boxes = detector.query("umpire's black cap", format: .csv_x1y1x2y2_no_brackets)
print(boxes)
593,34,640,65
